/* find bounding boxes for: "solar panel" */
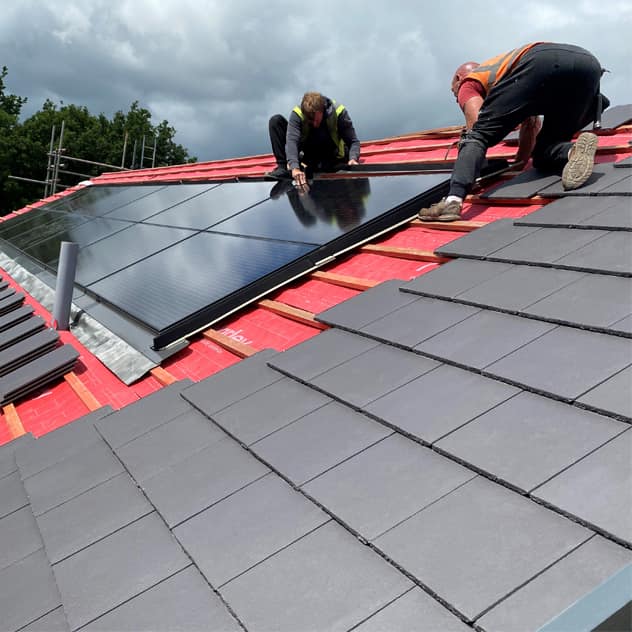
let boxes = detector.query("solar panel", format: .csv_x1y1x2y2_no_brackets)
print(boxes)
0,174,448,350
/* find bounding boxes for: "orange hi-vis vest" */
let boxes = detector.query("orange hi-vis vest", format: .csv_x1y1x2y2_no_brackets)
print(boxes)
465,42,543,95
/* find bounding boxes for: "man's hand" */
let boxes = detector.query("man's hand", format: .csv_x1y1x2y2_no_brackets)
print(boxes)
292,168,306,186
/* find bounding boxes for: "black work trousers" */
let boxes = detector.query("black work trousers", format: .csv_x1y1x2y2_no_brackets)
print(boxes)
450,43,605,198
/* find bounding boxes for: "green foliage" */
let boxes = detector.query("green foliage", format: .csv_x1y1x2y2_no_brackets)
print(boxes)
0,70,197,215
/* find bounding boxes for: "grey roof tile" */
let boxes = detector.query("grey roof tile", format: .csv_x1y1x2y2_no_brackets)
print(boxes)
480,169,560,199
181,349,283,415
354,587,470,632
20,607,69,632
140,436,269,527
95,380,193,448
268,328,380,381
477,535,632,631
0,549,62,632
316,279,419,329
251,401,391,485
311,344,440,407
416,309,556,369
523,273,632,329
0,471,28,519
615,156,632,167
0,433,33,480
303,434,475,540
611,313,632,335
374,477,591,622
435,220,540,258
114,408,226,482
456,264,585,312
212,377,332,445
16,407,113,480
577,365,632,419
402,258,512,298
174,473,328,587
538,162,632,196
554,230,632,275
36,472,153,564
533,429,632,544
220,521,412,632
82,567,241,632
23,440,124,517
361,297,480,348
589,103,632,129
487,227,606,265
53,512,190,631
435,392,628,492
0,506,43,572
366,364,519,443
484,326,632,400
584,199,632,229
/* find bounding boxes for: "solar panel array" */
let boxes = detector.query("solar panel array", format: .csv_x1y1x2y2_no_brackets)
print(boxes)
0,175,447,349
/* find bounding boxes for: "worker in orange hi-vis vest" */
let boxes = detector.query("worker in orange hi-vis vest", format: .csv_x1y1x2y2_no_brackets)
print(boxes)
419,42,609,222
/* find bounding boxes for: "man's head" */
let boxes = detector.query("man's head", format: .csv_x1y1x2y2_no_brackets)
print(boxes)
451,62,479,98
301,92,326,128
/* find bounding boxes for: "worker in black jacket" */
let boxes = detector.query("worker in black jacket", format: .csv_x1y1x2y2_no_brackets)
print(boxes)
266,92,360,187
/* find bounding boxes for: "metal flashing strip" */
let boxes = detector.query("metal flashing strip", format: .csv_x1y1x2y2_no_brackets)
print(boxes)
535,563,632,632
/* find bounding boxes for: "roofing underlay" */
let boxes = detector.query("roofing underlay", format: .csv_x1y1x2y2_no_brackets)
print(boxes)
0,106,631,631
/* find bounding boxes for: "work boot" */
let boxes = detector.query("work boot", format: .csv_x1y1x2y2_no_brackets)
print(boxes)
562,132,598,191
265,165,290,180
418,198,462,222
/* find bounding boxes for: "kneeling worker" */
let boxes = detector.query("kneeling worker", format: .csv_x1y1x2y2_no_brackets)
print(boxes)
266,92,361,187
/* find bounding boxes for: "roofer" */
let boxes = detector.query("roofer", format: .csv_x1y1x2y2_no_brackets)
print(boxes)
265,92,361,187
419,42,609,222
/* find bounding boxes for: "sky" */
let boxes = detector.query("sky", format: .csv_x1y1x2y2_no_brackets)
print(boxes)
1,0,631,163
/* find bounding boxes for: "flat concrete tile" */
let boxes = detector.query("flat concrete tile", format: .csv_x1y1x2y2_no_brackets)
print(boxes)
303,434,475,540
16,407,113,480
175,474,328,587
435,392,628,492
614,156,632,167
533,429,632,544
20,607,68,631
611,313,632,335
477,535,632,631
539,163,632,196
592,104,632,129
489,227,606,265
0,506,42,571
514,196,619,227
251,401,391,485
374,477,591,622
435,220,540,259
524,274,632,329
485,326,632,400
0,549,62,632
220,521,412,632
417,310,556,369
82,566,240,632
53,512,190,631
0,433,33,479
366,364,520,443
36,473,154,564
212,377,332,445
268,328,380,381
182,349,283,415
402,258,512,299
555,231,632,275
587,200,632,229
141,436,269,527
354,587,470,632
481,168,561,199
23,440,124,517
316,279,419,329
361,297,480,348
0,471,28,519
115,408,226,482
312,344,440,407
578,366,632,420
95,380,194,448
456,264,585,312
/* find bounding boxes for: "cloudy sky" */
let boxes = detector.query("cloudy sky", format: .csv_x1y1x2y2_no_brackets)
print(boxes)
2,0,630,162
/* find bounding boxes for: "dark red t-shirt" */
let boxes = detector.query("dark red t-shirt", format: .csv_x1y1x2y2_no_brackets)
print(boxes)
457,79,486,110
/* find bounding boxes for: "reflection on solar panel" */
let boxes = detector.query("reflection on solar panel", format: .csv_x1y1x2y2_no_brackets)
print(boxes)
0,175,447,349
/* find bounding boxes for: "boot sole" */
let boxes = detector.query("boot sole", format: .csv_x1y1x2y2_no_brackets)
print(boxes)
562,132,598,191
